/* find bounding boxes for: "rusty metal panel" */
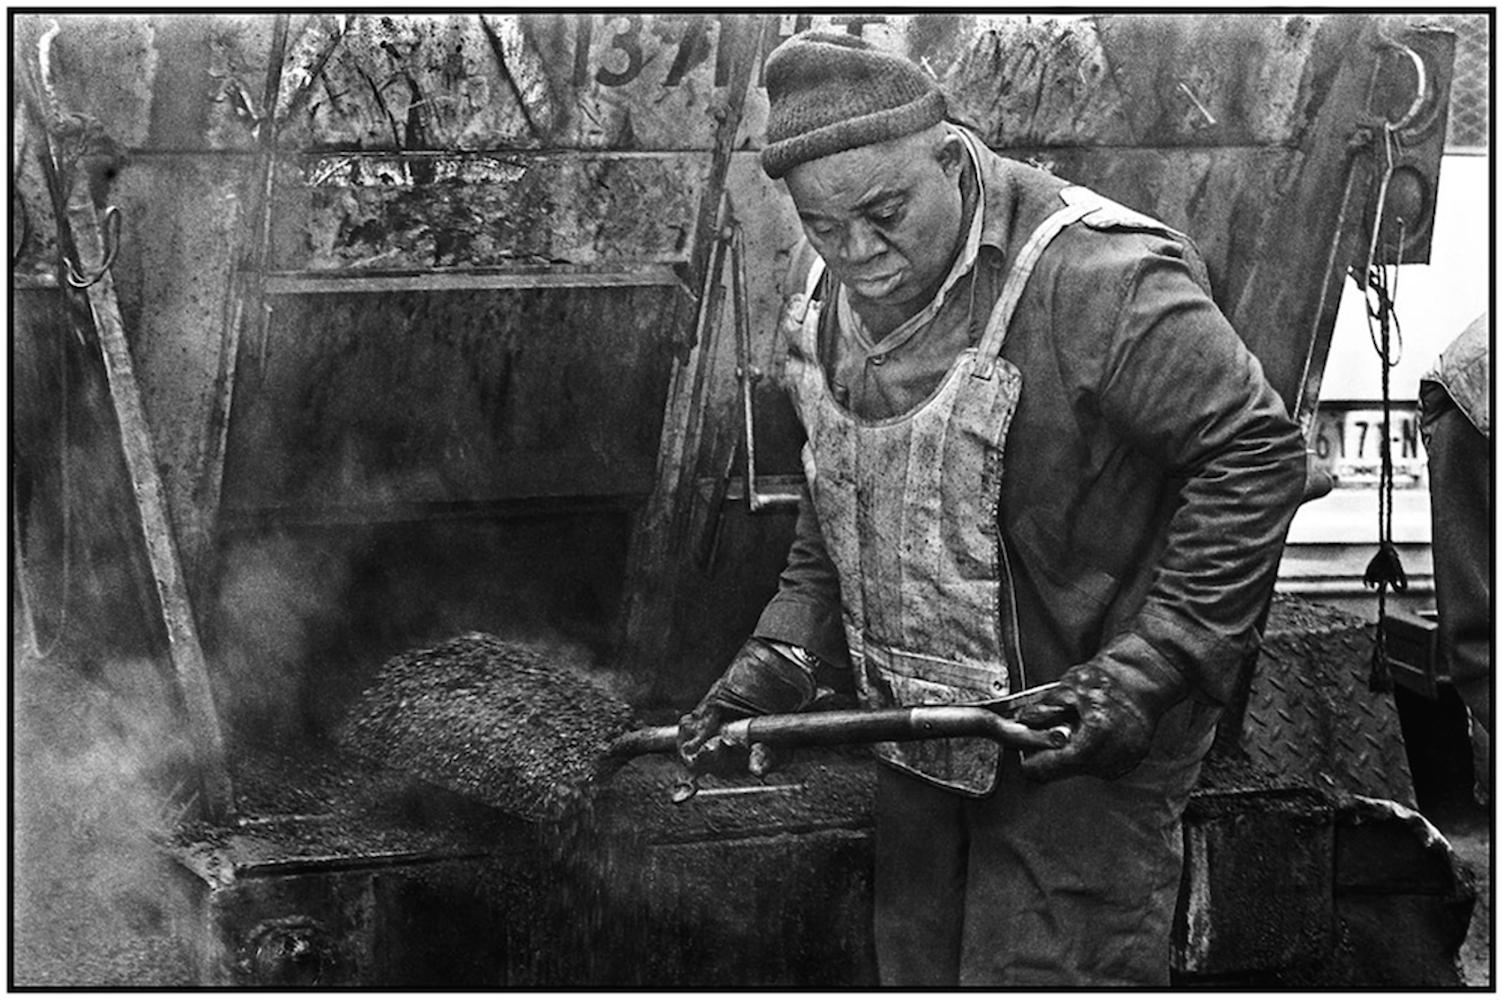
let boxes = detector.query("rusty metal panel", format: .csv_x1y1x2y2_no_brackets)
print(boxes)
11,290,167,659
578,753,878,985
270,152,707,270
142,14,275,151
12,13,274,153
944,16,1143,147
219,286,679,515
736,14,1324,149
989,146,1300,314
1088,14,1325,146
167,742,541,986
11,115,62,284
14,15,158,151
14,13,747,154
1176,790,1335,977
720,141,1302,370
277,13,733,152
105,156,253,525
618,833,877,986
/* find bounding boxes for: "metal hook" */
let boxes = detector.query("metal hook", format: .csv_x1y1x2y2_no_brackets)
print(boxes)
64,204,122,289
1372,34,1429,133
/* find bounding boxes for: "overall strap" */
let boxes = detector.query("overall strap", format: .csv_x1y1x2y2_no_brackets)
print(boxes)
971,189,1096,380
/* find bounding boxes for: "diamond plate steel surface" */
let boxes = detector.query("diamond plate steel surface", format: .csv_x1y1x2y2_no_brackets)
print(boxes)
1220,594,1416,807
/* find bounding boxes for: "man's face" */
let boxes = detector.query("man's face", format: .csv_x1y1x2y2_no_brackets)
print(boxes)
784,129,964,308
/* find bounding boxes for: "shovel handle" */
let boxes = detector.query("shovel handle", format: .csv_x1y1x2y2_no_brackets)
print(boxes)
729,706,1069,751
604,706,1070,762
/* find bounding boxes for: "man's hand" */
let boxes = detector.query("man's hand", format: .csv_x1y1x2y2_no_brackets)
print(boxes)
677,638,816,778
1018,657,1188,782
677,701,782,778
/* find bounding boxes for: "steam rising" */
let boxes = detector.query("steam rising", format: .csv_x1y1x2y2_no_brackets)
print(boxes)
12,641,197,985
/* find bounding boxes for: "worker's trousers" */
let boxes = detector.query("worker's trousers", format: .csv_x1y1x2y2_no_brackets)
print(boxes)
873,701,1215,985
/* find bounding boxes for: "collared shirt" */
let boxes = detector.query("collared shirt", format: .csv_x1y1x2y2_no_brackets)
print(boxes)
756,131,1307,709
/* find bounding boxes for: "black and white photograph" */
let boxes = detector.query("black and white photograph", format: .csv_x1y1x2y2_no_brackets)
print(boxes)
9,9,1491,988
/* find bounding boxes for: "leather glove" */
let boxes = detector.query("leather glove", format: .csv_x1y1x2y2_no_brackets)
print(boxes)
678,638,816,778
1018,654,1188,782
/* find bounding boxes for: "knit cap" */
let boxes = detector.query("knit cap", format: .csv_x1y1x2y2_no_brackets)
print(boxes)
760,30,947,180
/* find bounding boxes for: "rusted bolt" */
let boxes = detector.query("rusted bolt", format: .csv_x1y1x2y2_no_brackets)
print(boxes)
1346,125,1377,154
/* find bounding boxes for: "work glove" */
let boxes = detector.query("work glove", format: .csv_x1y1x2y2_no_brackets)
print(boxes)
1018,654,1189,783
678,637,817,779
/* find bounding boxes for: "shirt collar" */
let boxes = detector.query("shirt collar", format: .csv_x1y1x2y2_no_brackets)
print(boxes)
957,126,1016,256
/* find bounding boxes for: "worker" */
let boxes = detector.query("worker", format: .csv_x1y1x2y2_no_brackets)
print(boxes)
1419,313,1490,800
678,30,1308,986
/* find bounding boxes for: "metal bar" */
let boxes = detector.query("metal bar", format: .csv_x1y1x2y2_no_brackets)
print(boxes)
18,28,235,819
12,483,40,659
731,225,802,514
65,185,236,820
616,14,769,671
684,215,737,573
1294,164,1367,435
713,474,806,503
292,149,720,171
192,13,292,588
233,849,495,880
686,784,808,798
679,15,767,310
262,265,682,295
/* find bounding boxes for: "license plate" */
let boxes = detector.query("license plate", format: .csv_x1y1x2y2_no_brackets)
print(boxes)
1311,406,1426,487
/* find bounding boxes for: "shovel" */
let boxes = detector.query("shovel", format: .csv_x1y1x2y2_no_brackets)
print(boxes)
601,683,1074,802
337,634,1070,819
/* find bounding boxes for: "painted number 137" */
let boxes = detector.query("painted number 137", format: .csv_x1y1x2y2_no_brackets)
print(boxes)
573,15,731,88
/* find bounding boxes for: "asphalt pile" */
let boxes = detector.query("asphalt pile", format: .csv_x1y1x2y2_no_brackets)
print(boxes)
334,632,639,822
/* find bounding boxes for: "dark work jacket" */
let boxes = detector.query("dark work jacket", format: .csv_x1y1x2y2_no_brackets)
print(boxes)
1419,313,1491,729
755,138,1308,711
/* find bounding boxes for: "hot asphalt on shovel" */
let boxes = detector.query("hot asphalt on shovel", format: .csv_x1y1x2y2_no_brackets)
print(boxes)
337,633,1070,818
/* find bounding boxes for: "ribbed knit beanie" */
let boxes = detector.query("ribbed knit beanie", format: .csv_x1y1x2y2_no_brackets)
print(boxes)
760,30,947,180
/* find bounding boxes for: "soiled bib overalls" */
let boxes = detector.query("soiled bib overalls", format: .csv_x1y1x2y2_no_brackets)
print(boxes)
780,180,1205,985
784,194,1097,794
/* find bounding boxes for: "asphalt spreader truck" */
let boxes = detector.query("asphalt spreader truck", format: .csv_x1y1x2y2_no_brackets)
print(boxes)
11,12,1478,987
